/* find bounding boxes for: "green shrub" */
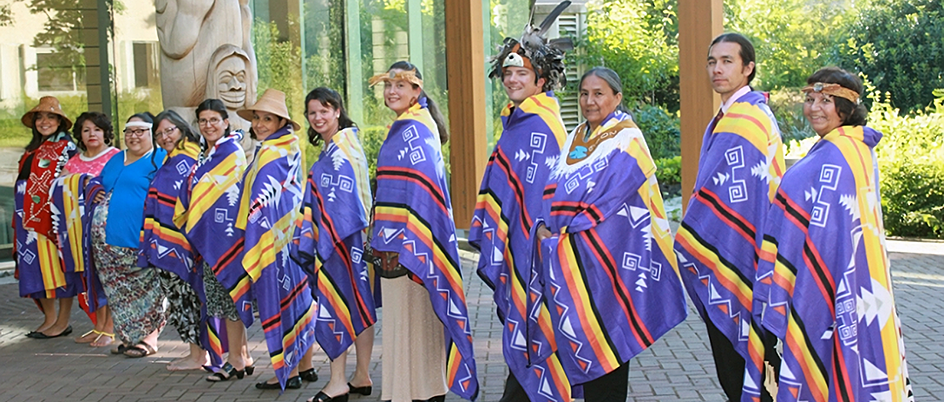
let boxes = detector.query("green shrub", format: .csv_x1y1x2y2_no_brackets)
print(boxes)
654,155,681,186
871,94,944,238
767,89,815,144
633,103,680,160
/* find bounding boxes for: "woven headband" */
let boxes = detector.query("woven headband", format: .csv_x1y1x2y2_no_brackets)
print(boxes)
802,82,860,104
368,69,423,89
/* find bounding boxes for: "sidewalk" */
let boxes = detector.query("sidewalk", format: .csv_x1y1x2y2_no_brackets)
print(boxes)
0,246,941,401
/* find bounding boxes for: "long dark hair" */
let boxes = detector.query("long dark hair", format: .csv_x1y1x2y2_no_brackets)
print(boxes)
25,114,65,152
709,32,757,84
387,61,449,144
304,87,357,146
71,112,114,152
806,67,868,126
195,99,232,139
153,109,200,150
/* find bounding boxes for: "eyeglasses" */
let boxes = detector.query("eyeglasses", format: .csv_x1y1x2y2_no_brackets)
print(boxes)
156,126,178,138
198,117,223,126
123,128,150,137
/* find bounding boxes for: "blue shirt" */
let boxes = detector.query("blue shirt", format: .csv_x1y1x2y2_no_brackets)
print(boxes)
99,148,166,248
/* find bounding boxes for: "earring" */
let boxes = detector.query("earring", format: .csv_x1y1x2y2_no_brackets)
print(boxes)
409,97,417,106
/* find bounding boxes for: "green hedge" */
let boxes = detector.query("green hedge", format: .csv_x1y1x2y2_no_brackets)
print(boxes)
871,95,944,238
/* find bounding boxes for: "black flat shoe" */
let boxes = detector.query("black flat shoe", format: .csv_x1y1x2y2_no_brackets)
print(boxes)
31,325,72,339
206,363,245,382
347,382,372,396
309,391,349,402
300,368,319,382
256,375,301,390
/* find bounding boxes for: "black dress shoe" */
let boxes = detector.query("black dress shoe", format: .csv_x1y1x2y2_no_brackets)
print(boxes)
300,368,319,382
256,375,302,390
310,391,349,402
413,395,445,402
347,382,372,396
31,325,73,339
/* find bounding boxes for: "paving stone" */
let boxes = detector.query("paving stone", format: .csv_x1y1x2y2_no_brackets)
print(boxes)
0,250,941,400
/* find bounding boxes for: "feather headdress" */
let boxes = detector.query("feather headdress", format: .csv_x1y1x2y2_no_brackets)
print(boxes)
489,0,574,91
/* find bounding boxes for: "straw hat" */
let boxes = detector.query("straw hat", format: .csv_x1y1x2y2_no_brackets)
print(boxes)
236,88,300,131
22,96,73,131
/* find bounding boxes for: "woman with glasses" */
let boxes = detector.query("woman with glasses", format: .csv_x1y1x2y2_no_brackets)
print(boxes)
175,99,254,381
138,110,213,371
92,112,168,358
15,96,78,340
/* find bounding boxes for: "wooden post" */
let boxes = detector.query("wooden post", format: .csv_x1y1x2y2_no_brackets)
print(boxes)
678,0,722,209
444,0,487,230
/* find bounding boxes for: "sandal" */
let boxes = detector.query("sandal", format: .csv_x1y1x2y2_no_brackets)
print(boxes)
91,331,114,348
75,330,98,344
123,343,157,358
110,344,128,354
206,363,245,382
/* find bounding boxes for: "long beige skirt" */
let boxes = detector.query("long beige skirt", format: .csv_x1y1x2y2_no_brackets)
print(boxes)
381,276,448,401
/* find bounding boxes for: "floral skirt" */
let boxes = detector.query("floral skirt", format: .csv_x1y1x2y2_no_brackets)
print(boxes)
202,262,239,322
91,194,166,345
158,270,201,345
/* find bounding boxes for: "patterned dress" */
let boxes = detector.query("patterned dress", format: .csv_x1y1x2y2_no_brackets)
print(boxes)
92,193,166,345
139,140,203,345
15,132,79,300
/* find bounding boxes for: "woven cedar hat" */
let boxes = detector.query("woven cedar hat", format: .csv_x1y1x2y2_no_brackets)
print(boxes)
22,96,73,131
237,88,301,131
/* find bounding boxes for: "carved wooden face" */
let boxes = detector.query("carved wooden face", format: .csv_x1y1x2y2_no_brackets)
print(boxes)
216,56,248,109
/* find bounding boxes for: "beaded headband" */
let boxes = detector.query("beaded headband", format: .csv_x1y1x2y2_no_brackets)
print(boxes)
802,82,860,104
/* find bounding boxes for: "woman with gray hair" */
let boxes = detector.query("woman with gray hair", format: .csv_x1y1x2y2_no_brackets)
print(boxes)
532,67,688,401
139,110,212,370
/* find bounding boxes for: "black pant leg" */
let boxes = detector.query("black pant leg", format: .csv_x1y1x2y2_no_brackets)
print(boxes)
582,361,630,402
499,370,531,402
759,329,781,402
705,316,745,401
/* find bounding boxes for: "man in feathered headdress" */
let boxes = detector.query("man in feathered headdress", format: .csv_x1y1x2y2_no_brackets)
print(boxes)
469,2,574,401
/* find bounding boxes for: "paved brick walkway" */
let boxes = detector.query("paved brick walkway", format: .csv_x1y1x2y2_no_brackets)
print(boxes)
0,247,941,401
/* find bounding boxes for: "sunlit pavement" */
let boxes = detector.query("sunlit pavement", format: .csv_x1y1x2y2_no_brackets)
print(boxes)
0,243,941,401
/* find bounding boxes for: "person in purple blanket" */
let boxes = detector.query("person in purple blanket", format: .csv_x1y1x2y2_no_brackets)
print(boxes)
533,67,688,402
234,89,317,391
293,87,377,402
369,60,478,402
139,109,211,371
469,9,570,400
754,67,912,402
673,33,785,402
174,99,254,381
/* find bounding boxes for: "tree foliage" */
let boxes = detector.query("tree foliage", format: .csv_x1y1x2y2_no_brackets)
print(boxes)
578,0,679,110
724,0,848,90
835,0,944,113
